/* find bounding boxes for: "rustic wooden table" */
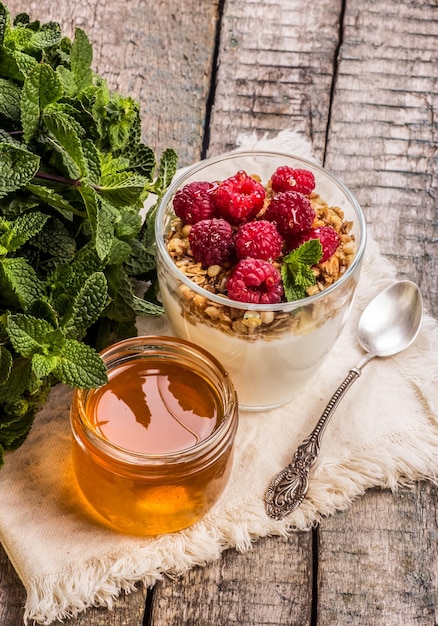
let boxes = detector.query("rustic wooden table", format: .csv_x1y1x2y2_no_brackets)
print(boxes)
1,0,437,624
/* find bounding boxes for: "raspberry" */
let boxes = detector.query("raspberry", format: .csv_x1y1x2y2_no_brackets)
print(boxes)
288,225,341,262
226,258,284,304
173,181,217,224
264,191,315,237
213,170,265,224
235,220,283,262
271,166,315,195
188,218,234,266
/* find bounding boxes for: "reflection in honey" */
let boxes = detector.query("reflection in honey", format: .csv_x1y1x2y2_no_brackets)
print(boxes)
87,360,219,454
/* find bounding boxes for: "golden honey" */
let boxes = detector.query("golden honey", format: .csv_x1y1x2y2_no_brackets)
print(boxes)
70,336,238,535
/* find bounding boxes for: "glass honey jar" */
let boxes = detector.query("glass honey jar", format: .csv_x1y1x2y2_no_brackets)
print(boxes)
70,336,238,536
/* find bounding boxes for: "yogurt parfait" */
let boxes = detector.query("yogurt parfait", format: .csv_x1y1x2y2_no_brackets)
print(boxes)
155,152,366,410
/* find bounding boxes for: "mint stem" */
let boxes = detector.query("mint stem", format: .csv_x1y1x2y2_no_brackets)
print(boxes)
35,171,82,187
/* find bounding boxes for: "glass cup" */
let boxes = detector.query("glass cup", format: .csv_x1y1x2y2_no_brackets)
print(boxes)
155,151,367,410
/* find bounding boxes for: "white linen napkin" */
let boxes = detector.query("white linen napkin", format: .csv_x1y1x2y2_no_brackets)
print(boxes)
0,131,437,625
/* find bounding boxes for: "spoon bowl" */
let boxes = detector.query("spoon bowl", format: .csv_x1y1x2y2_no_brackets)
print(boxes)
265,280,424,520
358,280,423,357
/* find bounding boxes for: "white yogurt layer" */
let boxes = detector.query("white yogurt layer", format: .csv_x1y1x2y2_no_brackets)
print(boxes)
160,283,346,410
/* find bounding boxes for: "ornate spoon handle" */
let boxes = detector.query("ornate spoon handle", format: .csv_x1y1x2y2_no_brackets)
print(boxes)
265,368,362,520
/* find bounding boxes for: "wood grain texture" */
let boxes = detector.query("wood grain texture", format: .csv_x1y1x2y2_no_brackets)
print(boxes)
318,484,438,625
59,586,148,626
7,0,219,166
0,543,27,625
208,0,344,161
151,534,313,626
316,0,438,620
325,0,438,317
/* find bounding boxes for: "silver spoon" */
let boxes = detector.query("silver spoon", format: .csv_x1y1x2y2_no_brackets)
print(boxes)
265,280,423,521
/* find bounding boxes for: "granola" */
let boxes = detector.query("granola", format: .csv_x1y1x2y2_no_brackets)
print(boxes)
163,189,358,341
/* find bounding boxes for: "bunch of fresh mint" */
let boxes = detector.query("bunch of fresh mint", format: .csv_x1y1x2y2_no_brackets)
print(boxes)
0,3,177,466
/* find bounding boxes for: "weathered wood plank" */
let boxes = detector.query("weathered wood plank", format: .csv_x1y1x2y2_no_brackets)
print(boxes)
318,484,438,625
0,544,27,625
151,534,313,626
325,0,438,317
7,0,219,167
61,586,148,626
208,0,344,160
318,0,438,622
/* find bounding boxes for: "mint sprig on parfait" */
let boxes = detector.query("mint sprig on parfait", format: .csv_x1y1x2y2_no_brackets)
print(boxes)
281,239,322,301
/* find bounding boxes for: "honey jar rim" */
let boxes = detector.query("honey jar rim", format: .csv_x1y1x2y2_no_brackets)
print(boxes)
71,335,239,466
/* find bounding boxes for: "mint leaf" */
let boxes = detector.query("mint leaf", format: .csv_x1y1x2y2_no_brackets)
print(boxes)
130,144,156,179
107,238,132,265
281,239,322,302
114,210,142,240
62,271,108,340
82,138,101,184
6,314,60,358
0,345,12,382
55,65,77,98
70,27,93,92
99,153,129,176
90,81,110,138
284,238,323,267
0,143,40,199
28,22,62,51
93,90,140,153
0,373,52,452
0,407,34,447
154,148,178,194
27,299,58,328
12,12,30,27
104,266,137,322
1,257,45,308
31,217,76,261
0,3,8,48
21,63,63,142
0,357,31,403
0,379,51,448
142,200,159,248
98,171,148,207
1,211,50,253
31,353,58,379
54,339,107,388
42,108,87,178
0,128,22,147
132,294,164,316
0,48,37,81
0,77,21,120
26,183,76,219
74,243,104,273
125,238,156,275
78,184,114,260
